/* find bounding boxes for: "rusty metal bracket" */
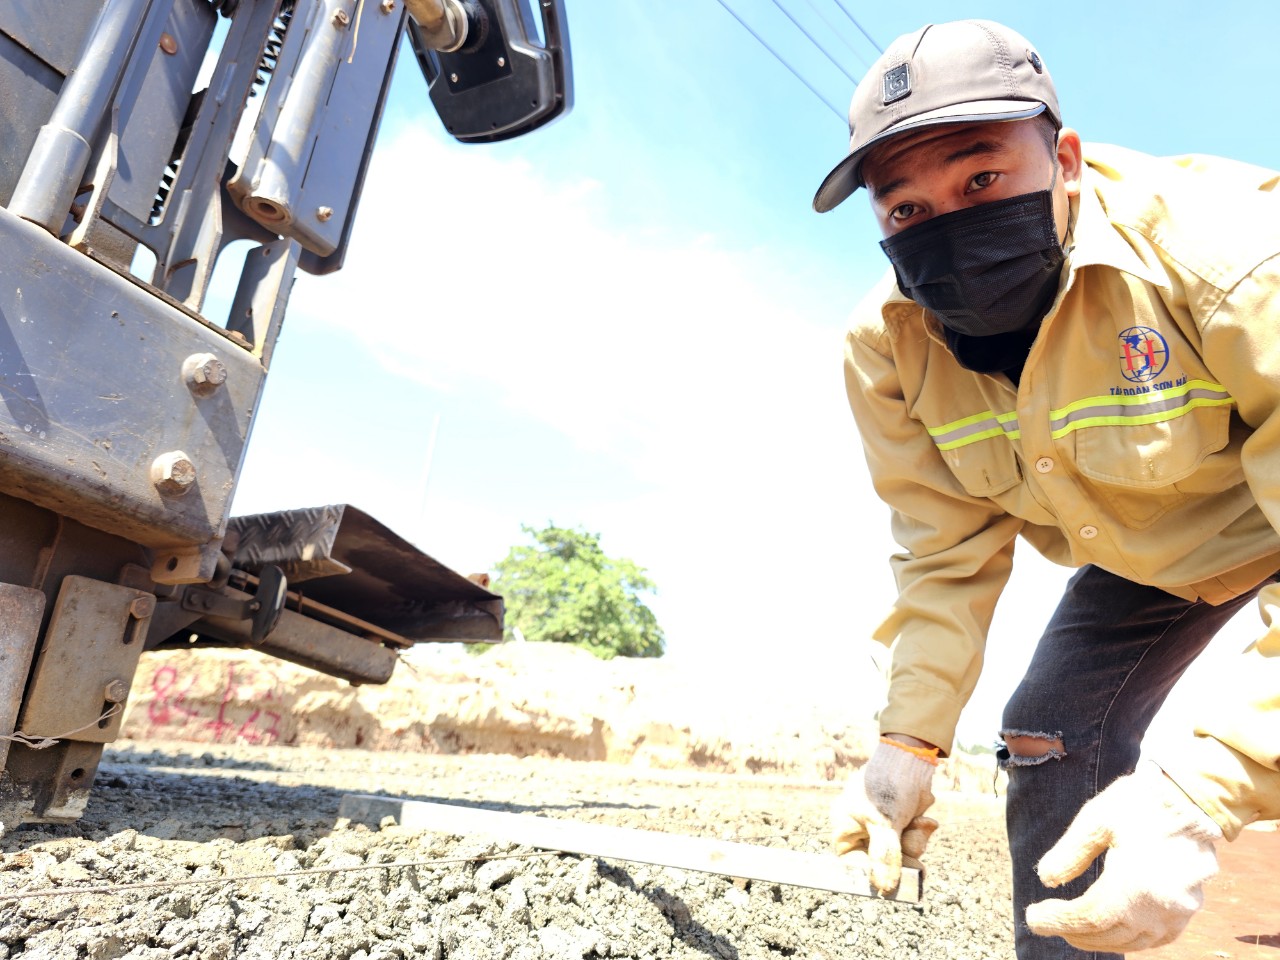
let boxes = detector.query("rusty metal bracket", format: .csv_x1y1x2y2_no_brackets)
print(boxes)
0,584,46,771
180,564,287,645
17,576,153,744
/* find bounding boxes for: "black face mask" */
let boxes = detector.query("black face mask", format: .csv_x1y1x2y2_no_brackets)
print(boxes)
879,190,1066,338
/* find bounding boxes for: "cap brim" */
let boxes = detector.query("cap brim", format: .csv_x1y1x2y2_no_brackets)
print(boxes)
811,100,1048,213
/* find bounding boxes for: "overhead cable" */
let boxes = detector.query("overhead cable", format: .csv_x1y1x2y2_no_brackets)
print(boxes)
795,0,874,72
831,0,883,54
709,0,847,123
765,0,857,83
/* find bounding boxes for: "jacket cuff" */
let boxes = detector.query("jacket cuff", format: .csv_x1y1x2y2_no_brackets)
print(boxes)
1156,735,1280,841
879,680,966,757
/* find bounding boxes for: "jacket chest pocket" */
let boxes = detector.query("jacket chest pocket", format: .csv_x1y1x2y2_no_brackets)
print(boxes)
1070,404,1239,528
939,436,1024,498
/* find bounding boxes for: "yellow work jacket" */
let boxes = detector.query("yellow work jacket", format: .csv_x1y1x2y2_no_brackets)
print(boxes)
844,143,1280,785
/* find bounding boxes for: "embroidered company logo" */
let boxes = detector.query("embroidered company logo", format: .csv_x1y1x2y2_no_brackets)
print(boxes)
1118,327,1169,383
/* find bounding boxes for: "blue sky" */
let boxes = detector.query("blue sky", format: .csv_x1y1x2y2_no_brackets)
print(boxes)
229,1,1280,746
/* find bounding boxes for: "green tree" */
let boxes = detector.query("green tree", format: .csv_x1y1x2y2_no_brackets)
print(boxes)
493,524,665,659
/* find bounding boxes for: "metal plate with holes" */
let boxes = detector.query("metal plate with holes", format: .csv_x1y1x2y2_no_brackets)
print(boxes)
17,576,152,743
0,207,266,548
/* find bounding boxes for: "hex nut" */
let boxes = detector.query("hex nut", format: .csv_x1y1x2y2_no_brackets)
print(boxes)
129,595,157,619
103,679,130,703
182,353,228,397
151,451,197,497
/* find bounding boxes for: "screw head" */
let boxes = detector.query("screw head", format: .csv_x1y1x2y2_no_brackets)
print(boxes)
182,353,228,396
316,205,334,222
497,57,505,67
380,0,395,11
449,72,459,83
332,8,350,26
151,451,196,497
159,32,178,55
103,679,129,703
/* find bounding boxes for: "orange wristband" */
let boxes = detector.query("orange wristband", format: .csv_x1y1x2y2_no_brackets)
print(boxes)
880,736,941,766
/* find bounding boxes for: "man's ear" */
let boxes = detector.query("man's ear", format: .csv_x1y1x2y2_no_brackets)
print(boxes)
1056,127,1084,197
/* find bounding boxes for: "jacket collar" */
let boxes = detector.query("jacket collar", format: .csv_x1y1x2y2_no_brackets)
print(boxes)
1065,167,1169,288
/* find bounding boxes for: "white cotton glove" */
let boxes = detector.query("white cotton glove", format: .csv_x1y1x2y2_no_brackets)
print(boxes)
830,738,939,894
1025,761,1223,953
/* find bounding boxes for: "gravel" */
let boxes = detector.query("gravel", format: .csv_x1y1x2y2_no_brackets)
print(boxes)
0,740,1014,959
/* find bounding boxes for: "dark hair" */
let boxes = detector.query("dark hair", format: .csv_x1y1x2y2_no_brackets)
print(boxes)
1034,113,1059,158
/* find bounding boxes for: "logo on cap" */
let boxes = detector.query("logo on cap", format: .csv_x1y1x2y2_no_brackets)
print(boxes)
882,63,911,105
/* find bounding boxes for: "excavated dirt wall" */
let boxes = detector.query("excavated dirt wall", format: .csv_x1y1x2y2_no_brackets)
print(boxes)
119,643,1001,792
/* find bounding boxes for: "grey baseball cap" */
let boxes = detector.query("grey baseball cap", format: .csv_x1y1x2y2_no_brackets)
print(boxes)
813,20,1061,213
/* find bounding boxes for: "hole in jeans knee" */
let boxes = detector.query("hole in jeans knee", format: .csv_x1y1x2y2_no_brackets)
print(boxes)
997,728,1066,769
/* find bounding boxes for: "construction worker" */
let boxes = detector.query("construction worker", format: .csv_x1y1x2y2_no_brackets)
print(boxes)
812,18,1280,959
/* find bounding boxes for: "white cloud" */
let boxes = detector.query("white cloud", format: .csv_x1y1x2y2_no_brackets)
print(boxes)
292,124,856,480
252,120,896,655
243,118,1176,749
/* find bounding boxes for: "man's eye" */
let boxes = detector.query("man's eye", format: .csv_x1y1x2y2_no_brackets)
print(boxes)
968,171,997,191
889,203,918,222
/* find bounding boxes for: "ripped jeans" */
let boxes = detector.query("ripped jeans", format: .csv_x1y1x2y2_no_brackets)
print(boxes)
999,564,1263,960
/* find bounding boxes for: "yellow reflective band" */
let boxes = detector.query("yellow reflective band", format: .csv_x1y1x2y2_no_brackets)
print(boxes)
1048,379,1228,419
926,409,1016,437
929,409,1021,451
1049,396,1235,440
934,427,1010,451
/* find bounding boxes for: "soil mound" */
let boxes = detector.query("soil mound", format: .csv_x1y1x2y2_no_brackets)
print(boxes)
121,642,1000,791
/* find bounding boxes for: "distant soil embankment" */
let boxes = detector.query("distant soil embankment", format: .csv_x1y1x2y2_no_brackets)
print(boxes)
121,641,1001,791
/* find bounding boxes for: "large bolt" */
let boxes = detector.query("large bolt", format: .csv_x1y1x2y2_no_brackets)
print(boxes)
103,679,129,703
129,595,156,619
151,451,196,497
333,8,350,26
182,353,227,397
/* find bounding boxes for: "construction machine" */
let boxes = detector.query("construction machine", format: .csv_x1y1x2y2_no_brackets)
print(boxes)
0,0,570,827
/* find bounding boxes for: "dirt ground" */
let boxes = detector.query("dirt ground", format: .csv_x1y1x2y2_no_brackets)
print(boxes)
0,741,1015,960
0,643,1273,958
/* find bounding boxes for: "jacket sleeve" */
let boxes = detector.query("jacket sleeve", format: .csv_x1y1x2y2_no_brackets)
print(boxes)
1161,249,1280,838
844,324,1024,754
1155,615,1280,840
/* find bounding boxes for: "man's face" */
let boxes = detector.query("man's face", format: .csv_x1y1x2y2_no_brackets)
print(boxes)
861,118,1081,242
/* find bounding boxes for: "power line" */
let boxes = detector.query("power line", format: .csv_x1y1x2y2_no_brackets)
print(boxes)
795,0,874,72
764,0,857,83
709,0,847,123
830,0,883,54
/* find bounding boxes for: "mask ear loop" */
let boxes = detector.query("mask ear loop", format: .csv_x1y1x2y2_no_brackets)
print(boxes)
1047,160,1078,257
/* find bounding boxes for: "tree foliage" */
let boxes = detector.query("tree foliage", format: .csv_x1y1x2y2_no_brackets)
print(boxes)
493,524,665,659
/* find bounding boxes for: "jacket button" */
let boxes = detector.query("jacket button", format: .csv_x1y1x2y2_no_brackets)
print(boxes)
1079,524,1099,540
1035,457,1054,473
